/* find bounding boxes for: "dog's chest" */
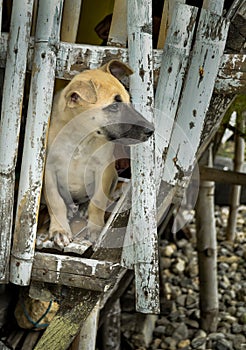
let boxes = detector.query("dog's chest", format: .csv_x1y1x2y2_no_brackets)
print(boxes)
67,140,115,200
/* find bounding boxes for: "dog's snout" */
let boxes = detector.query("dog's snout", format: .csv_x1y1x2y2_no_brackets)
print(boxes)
144,127,154,137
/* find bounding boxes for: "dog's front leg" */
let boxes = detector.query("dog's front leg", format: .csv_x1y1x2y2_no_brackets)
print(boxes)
87,162,117,243
44,170,73,248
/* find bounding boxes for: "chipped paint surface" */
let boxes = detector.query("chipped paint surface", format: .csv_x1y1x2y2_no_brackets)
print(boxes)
0,0,34,283
162,9,230,187
154,3,198,191
125,0,159,314
10,0,64,286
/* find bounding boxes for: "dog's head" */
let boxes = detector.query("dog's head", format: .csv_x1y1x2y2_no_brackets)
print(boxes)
60,60,154,144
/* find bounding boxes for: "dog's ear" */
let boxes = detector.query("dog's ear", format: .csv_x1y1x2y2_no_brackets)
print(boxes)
65,80,97,108
100,60,133,80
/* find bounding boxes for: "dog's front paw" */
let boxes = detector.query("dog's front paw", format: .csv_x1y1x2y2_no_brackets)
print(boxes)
49,228,73,249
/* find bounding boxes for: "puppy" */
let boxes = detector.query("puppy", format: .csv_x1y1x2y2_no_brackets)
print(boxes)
44,60,154,249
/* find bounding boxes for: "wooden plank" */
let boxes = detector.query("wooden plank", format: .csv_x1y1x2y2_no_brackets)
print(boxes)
200,166,246,185
127,0,159,314
73,301,100,350
60,0,82,42
155,3,198,189
162,9,230,187
34,289,101,350
0,0,34,283
107,0,127,47
33,252,121,279
32,270,111,292
9,0,64,286
0,34,245,94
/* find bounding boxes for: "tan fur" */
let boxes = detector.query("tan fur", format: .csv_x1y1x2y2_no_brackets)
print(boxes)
44,60,153,248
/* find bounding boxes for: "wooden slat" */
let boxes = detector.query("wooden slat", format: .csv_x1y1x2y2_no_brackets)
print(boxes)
107,0,127,47
0,34,245,94
9,0,64,286
0,0,34,283
200,166,246,185
33,252,121,279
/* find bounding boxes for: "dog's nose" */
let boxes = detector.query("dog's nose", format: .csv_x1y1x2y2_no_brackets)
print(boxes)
144,128,154,137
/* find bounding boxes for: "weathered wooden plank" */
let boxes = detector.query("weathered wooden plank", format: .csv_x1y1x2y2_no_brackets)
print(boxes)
214,54,246,94
9,0,64,286
0,0,34,283
60,0,82,42
32,252,121,279
162,9,230,187
200,166,246,185
155,3,198,189
196,166,219,331
107,0,127,47
0,34,245,94
127,0,159,314
34,289,101,350
32,270,110,292
73,301,100,350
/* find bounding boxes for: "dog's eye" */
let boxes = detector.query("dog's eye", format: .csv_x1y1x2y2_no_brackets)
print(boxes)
114,95,122,102
70,92,80,102
108,103,119,112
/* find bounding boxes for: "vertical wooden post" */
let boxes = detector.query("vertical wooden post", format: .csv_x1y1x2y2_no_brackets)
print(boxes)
195,0,225,332
61,0,82,43
127,0,159,314
0,0,34,283
107,0,127,47
10,0,64,286
157,0,185,49
226,112,245,241
196,147,218,332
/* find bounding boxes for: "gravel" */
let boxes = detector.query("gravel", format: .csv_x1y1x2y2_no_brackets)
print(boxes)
121,205,246,350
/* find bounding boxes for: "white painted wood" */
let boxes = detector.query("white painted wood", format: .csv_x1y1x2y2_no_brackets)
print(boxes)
162,9,230,188
127,0,159,314
61,0,82,42
0,0,34,283
0,34,245,94
203,0,224,15
9,0,64,286
107,0,127,47
155,3,198,191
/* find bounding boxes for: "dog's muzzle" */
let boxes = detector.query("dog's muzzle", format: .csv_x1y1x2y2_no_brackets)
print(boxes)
102,103,154,145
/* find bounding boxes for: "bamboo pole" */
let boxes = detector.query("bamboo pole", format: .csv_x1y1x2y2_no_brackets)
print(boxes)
0,0,34,283
155,3,198,191
61,0,82,42
157,0,185,49
107,0,127,47
226,112,245,241
126,0,159,314
196,148,219,332
162,8,229,187
9,0,64,286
